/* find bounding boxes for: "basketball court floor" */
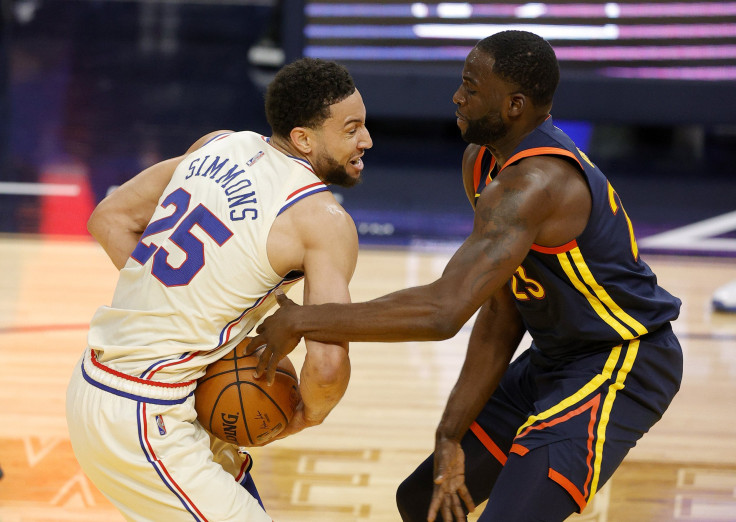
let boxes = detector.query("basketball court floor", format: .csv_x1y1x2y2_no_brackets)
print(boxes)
1,235,735,521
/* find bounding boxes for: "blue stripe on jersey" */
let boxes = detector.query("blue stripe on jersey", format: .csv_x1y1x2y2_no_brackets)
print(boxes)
201,132,233,148
137,403,207,521
277,186,330,216
81,362,194,405
217,273,305,346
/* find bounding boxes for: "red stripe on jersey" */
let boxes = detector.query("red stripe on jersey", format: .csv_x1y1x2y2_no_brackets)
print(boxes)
286,182,325,200
549,468,587,511
499,146,584,174
530,239,578,254
90,350,197,388
141,404,209,521
473,146,486,194
469,421,508,465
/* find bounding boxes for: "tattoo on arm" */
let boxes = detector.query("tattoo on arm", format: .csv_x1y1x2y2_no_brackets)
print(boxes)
470,186,528,295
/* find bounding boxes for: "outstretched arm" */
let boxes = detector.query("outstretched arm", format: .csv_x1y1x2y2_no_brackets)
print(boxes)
254,163,554,382
87,130,232,268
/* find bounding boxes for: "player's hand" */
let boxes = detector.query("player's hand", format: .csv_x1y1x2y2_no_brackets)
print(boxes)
427,438,475,522
252,290,304,385
269,402,320,441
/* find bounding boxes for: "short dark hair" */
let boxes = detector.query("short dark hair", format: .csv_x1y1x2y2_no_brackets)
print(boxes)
265,58,356,138
476,31,559,107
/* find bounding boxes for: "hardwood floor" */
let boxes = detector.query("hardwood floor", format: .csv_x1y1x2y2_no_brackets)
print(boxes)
1,236,735,521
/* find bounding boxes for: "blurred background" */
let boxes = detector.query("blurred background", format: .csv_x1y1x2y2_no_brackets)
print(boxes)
1,0,735,254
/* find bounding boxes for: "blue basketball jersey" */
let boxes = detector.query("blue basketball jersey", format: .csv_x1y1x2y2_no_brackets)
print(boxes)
473,117,681,358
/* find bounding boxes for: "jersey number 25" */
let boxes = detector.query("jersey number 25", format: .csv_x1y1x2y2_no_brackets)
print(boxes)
130,188,233,286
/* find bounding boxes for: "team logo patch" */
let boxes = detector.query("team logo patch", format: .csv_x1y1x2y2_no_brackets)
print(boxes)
155,415,167,436
246,150,265,166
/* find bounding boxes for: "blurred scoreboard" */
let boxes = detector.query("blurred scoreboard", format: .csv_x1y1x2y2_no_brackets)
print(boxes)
284,1,736,123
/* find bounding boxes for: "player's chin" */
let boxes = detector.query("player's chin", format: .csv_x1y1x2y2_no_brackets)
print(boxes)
344,161,364,184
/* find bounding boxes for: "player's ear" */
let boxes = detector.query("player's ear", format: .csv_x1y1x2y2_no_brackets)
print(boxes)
289,127,314,155
507,93,526,118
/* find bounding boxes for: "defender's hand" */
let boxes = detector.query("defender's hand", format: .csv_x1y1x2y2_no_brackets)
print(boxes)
253,290,304,385
427,439,475,521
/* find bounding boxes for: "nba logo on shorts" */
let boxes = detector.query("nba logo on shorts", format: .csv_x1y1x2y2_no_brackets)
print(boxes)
155,415,167,436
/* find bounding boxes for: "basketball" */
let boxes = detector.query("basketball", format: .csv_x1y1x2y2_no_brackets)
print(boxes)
195,337,300,447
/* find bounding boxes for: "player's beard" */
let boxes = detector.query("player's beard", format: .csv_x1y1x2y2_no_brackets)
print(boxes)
461,110,508,145
313,149,362,188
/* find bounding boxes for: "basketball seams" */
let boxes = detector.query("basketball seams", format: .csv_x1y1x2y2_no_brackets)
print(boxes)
195,338,299,447
240,380,292,424
206,382,237,434
233,345,255,445
198,366,297,385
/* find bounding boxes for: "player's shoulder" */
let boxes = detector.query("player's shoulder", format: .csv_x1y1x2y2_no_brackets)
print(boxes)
277,190,357,244
268,190,357,275
186,130,237,154
460,144,485,202
501,153,581,189
461,144,486,183
461,144,484,170
296,191,356,233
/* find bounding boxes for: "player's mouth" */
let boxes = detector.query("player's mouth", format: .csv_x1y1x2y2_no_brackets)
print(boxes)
349,154,365,173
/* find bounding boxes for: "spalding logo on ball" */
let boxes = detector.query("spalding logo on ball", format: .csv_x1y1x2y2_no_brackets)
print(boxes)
195,337,300,446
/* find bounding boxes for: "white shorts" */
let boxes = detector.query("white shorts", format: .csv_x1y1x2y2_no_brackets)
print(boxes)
66,349,272,522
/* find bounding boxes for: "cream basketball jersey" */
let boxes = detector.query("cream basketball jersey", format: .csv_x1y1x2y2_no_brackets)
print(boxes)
87,131,329,383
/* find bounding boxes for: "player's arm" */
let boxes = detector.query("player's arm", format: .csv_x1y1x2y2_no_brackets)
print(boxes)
428,285,525,520
272,195,358,437
254,163,554,381
87,130,232,269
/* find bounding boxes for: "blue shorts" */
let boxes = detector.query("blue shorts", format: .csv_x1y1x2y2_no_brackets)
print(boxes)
470,323,682,512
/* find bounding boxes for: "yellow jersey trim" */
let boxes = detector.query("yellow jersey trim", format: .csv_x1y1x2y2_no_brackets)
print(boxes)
589,339,640,499
516,345,622,435
557,247,648,339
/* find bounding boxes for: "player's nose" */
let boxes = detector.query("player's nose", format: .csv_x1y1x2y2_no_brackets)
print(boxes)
359,127,373,150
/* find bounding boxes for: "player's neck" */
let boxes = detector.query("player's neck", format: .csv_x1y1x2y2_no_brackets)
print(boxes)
269,135,310,165
487,113,550,168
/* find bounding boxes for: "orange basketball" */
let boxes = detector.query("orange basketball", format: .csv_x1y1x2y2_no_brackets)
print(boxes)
195,337,299,447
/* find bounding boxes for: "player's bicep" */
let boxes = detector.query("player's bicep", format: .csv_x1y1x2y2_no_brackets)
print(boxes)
300,205,358,307
436,169,552,313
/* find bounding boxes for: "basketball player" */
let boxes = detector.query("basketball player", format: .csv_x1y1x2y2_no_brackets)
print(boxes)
66,58,371,521
252,32,683,521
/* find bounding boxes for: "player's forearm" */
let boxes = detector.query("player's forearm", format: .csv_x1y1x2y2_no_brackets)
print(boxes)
293,283,475,343
435,353,509,443
436,290,526,442
88,157,185,269
299,344,351,423
88,205,145,270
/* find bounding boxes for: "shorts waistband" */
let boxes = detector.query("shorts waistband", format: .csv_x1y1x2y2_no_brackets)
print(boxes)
81,348,196,405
